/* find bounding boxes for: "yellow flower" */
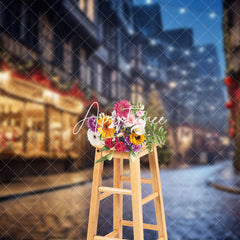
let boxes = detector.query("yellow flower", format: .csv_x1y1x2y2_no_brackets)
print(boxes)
97,116,115,139
129,132,146,145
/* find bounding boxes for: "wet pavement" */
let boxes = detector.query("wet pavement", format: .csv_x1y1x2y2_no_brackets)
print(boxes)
0,162,239,240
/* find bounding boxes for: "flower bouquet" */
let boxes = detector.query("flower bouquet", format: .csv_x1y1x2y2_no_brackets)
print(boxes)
87,100,167,163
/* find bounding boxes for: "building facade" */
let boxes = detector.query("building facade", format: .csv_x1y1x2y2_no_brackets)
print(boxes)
223,0,240,172
0,0,168,179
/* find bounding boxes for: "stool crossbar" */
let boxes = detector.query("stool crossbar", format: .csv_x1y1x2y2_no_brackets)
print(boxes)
87,145,168,240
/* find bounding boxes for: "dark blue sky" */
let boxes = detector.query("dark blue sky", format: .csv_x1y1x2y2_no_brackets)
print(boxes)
134,0,225,78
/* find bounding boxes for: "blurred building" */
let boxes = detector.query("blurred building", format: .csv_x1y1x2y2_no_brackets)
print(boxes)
0,0,104,178
223,0,240,172
0,0,167,179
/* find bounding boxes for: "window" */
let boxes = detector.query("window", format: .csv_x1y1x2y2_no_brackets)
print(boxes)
54,31,63,66
25,7,38,48
96,63,102,93
64,41,72,74
111,71,117,99
2,0,21,38
72,42,79,78
79,0,94,21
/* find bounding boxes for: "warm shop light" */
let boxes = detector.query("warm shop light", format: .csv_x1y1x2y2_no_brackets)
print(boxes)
43,90,59,102
169,81,177,89
0,71,10,83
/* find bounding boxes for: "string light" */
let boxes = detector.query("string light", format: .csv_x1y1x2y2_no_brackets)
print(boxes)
184,50,191,56
209,12,216,19
150,39,156,45
198,47,205,53
179,7,186,14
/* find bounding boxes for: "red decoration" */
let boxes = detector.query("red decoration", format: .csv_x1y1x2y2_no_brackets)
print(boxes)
229,127,235,138
224,76,234,86
1,59,92,107
225,101,233,108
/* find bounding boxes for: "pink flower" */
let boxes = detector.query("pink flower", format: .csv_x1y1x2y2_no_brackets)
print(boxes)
113,100,131,118
125,113,136,127
135,118,146,126
136,111,145,117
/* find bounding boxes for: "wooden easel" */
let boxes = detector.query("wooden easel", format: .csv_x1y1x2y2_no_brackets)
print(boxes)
87,145,168,240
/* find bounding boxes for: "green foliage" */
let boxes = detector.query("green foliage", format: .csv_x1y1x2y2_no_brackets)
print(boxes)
96,152,113,164
129,150,138,163
145,118,167,154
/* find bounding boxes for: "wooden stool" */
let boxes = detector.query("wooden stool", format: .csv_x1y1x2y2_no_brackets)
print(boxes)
87,145,168,240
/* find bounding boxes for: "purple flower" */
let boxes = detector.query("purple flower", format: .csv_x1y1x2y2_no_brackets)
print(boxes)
88,116,98,132
131,144,141,153
124,145,130,152
125,135,131,146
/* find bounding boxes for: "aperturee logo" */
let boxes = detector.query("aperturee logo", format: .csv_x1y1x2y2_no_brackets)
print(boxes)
73,100,167,163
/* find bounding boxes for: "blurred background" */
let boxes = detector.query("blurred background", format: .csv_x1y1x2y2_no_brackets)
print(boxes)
0,0,239,240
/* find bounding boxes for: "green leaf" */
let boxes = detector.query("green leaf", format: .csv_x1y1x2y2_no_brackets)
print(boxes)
129,151,137,163
95,153,112,164
99,145,110,152
106,152,113,161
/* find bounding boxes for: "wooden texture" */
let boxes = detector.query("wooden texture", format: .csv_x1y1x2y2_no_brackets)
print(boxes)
113,158,123,238
87,150,104,240
149,146,168,240
142,192,159,205
98,186,131,195
129,156,144,240
87,145,168,240
121,220,158,231
120,176,152,184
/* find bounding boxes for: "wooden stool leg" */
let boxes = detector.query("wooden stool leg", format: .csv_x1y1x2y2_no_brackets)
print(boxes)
149,146,168,240
129,156,144,240
87,150,104,240
113,158,123,238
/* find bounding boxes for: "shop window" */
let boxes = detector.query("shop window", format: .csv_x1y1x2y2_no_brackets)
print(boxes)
0,96,24,154
49,108,62,153
25,103,45,154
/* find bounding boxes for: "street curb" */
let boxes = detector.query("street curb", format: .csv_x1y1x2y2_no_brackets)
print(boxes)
0,174,113,203
211,182,240,195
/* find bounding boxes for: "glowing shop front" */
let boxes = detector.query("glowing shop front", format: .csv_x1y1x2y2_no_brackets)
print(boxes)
0,68,87,179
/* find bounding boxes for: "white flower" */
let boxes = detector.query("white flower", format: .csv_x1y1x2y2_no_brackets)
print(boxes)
87,129,104,146
131,125,145,135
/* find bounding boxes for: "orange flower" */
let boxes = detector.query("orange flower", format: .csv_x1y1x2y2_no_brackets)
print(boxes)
97,116,115,139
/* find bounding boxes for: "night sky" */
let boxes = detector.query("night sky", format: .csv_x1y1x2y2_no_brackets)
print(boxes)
134,0,225,78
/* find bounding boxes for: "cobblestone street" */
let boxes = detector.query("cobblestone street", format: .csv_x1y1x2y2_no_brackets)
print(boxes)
0,162,239,240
